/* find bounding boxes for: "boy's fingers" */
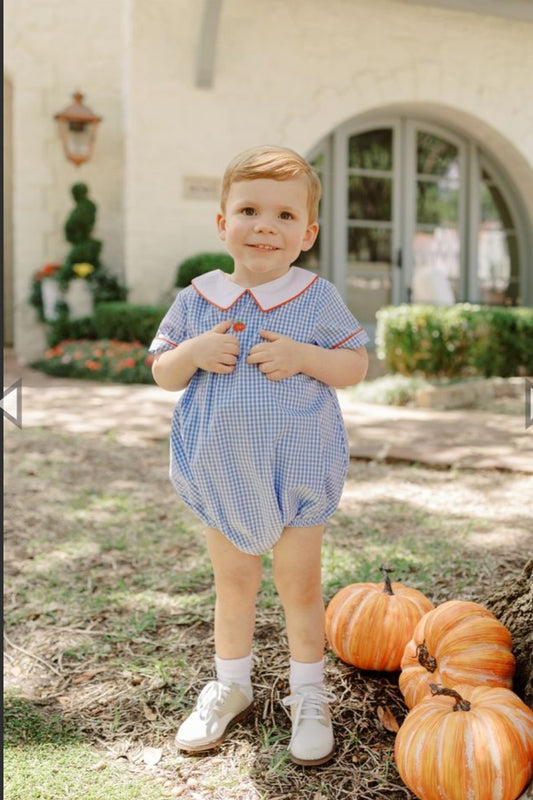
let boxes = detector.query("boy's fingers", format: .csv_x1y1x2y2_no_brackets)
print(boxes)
211,319,234,333
247,345,268,363
260,329,282,341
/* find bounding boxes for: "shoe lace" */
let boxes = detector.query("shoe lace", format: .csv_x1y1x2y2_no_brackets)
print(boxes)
282,685,336,745
196,681,232,721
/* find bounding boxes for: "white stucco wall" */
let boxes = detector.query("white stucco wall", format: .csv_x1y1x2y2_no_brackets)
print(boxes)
4,0,125,360
4,0,533,360
124,0,533,304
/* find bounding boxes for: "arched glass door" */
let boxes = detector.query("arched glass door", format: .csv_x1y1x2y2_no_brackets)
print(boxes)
316,117,525,339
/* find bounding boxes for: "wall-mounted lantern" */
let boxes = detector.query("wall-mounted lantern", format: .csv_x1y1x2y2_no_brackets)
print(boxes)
54,92,102,166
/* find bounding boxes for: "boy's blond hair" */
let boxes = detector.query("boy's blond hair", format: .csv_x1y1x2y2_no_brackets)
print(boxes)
220,145,322,223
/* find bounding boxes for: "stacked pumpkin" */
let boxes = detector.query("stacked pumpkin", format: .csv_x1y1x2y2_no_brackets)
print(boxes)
325,571,533,800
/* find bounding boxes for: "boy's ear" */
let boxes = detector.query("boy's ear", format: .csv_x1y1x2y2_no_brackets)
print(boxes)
216,212,227,241
301,221,319,252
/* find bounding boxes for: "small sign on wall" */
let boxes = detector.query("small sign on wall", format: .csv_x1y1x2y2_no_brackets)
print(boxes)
183,175,221,201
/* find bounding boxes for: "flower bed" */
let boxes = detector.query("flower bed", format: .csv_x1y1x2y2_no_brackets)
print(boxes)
31,339,155,384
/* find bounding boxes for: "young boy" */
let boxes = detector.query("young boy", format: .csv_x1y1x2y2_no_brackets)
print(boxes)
151,145,369,764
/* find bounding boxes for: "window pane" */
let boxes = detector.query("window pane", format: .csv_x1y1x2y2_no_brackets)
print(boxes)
346,227,392,319
348,129,393,170
348,227,392,262
478,170,519,305
412,227,459,303
481,172,513,228
417,132,458,177
348,176,392,221
417,180,459,226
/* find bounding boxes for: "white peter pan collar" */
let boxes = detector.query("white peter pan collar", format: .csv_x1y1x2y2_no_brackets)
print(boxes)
191,266,318,311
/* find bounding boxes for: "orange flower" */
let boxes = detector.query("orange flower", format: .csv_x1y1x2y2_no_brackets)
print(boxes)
45,346,64,358
84,360,102,370
37,263,61,280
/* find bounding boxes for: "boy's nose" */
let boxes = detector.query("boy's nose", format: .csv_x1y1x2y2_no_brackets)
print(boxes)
253,216,277,233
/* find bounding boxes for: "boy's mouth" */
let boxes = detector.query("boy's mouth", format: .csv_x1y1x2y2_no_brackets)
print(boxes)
247,244,279,251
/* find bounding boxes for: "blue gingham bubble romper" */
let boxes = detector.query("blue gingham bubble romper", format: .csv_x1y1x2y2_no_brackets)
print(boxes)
149,267,369,555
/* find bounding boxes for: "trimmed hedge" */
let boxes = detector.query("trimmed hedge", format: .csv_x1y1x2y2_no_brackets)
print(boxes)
93,303,168,346
376,304,533,378
46,302,168,347
175,252,234,288
46,313,98,347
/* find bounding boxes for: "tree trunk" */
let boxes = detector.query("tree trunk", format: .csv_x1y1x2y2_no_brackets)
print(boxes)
484,559,533,709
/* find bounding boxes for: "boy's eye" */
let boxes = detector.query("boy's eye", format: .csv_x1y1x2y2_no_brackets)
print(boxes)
241,207,255,216
279,211,294,220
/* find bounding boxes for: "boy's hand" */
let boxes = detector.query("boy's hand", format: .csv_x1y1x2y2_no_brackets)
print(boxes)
193,320,240,373
247,330,303,381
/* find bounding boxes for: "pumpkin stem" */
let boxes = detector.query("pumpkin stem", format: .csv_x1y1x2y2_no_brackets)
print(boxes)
429,683,471,711
380,565,394,595
416,641,437,673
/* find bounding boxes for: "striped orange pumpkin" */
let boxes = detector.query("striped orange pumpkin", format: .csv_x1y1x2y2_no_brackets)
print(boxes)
399,599,515,708
325,570,434,671
394,683,533,800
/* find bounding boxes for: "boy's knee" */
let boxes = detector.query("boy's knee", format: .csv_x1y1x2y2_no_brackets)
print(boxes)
216,568,261,601
274,573,321,607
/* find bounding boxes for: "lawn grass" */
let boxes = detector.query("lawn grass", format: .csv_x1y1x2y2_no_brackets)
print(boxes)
3,694,166,800
4,427,531,800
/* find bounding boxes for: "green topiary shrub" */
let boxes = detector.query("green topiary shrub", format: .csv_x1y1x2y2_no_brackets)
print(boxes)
29,183,127,328
175,252,234,288
376,304,533,378
57,182,102,289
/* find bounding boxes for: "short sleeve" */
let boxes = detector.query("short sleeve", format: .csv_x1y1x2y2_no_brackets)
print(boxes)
313,280,370,350
148,290,190,354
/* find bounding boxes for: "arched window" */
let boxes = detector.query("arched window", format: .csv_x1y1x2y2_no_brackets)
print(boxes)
302,117,529,339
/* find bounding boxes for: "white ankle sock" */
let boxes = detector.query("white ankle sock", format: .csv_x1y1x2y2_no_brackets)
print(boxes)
215,654,253,696
289,658,325,692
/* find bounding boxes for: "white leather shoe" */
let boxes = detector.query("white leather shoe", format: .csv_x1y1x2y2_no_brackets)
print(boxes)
175,681,254,752
282,685,336,765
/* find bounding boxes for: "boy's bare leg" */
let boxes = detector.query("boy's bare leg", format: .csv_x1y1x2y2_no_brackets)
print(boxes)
272,524,334,765
205,527,262,659
272,525,325,662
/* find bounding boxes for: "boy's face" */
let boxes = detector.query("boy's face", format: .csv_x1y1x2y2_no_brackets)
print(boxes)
216,177,319,287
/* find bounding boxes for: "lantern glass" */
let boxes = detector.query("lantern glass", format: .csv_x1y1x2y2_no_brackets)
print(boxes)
54,93,102,166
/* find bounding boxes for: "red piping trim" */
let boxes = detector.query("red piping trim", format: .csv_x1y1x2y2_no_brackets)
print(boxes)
332,328,365,349
155,336,179,348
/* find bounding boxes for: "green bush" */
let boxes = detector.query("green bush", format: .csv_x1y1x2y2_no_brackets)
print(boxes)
175,252,234,288
376,304,533,378
46,311,98,347
93,303,168,346
45,302,166,348
350,374,431,406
